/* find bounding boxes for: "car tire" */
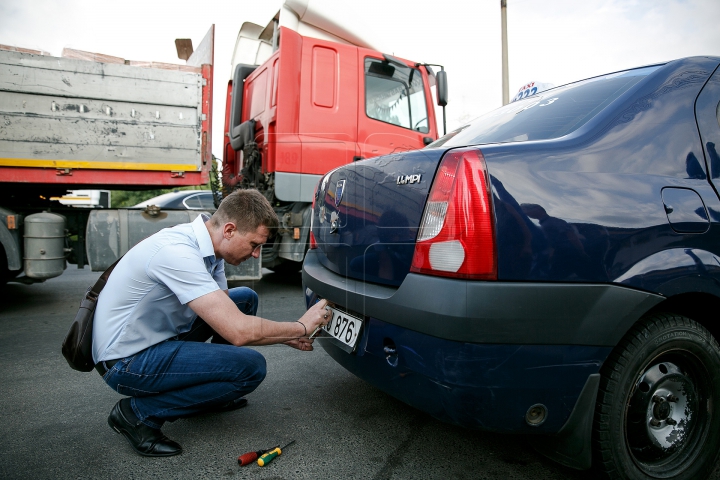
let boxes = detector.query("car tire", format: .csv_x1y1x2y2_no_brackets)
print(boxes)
593,312,720,479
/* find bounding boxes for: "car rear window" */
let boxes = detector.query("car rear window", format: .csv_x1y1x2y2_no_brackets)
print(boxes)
430,65,661,148
183,194,204,209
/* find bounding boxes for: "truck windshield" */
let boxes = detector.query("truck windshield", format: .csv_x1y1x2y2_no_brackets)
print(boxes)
430,65,661,148
365,58,429,133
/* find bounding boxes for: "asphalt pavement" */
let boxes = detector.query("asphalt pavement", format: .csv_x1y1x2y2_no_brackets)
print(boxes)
0,265,711,479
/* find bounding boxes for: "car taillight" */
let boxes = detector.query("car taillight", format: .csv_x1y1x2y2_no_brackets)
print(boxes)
309,181,318,249
410,148,496,279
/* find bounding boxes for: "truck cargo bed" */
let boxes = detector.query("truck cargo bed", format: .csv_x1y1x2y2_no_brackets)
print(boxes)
0,28,213,188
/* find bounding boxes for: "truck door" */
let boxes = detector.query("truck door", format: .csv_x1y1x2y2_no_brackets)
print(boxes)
357,50,432,159
297,38,359,175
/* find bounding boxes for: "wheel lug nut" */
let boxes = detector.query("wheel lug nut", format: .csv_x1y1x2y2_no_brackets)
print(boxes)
667,394,679,403
666,418,677,426
650,418,661,427
652,395,665,404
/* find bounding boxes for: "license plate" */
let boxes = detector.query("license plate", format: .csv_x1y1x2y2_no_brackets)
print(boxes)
323,306,363,348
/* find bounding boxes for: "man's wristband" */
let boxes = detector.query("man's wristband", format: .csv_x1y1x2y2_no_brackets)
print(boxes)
296,321,307,337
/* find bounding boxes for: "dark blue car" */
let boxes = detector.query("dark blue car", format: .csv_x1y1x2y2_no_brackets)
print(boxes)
302,57,720,479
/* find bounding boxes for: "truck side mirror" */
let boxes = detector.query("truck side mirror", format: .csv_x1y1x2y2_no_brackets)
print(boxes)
229,63,257,151
436,70,448,107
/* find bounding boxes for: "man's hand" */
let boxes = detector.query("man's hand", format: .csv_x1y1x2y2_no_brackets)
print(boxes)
284,337,315,351
284,300,330,351
297,299,330,338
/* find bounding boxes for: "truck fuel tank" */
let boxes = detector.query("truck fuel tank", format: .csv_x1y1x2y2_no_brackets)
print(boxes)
86,208,205,271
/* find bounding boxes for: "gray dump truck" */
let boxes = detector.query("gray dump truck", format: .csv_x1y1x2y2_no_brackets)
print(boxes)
0,27,255,285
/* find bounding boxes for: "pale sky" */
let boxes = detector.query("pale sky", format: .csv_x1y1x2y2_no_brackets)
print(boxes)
1,0,719,160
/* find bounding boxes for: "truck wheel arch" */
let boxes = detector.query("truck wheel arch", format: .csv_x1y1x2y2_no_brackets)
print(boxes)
0,221,21,271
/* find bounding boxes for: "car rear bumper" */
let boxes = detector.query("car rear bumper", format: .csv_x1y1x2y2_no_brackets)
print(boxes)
302,249,664,433
318,316,610,433
302,250,663,347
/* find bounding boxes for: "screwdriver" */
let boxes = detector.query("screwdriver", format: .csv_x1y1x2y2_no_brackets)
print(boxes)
238,446,276,466
257,440,295,466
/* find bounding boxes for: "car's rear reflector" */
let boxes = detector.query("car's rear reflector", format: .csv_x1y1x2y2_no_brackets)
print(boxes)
411,148,496,279
429,240,465,272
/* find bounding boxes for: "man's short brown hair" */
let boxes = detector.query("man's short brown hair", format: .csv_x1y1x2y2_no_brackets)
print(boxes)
211,189,278,233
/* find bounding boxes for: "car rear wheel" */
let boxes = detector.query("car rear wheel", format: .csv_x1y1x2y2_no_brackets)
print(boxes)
593,313,720,479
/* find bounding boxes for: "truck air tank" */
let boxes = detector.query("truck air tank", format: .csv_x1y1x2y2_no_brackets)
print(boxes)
23,212,67,279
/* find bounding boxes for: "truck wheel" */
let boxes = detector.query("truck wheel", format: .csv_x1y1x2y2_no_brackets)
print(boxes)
0,247,10,286
593,313,720,479
0,257,6,286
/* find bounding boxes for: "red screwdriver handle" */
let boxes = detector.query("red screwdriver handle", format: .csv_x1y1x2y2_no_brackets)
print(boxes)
238,451,258,466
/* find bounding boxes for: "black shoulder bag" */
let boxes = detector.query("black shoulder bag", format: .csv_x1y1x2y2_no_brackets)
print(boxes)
61,258,122,372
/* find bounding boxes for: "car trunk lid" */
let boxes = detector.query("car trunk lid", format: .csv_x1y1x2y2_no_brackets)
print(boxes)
312,148,446,286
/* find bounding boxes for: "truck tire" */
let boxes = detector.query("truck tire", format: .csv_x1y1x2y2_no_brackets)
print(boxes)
0,246,16,286
593,312,720,479
0,247,7,286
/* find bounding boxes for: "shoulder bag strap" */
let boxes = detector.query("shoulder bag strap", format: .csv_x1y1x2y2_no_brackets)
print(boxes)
87,255,124,299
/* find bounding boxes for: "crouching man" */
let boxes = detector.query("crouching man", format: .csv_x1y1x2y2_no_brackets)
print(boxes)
91,189,329,457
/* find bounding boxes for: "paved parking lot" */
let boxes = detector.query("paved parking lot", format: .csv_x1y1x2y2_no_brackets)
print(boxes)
1,266,711,479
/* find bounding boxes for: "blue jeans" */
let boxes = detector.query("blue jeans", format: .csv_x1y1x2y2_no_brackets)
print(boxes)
101,287,267,429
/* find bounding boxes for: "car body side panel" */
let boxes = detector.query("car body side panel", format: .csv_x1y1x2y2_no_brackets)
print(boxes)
695,63,720,196
484,57,720,295
614,247,720,295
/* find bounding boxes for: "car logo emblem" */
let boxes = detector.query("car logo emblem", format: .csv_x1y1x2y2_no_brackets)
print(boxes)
335,180,346,207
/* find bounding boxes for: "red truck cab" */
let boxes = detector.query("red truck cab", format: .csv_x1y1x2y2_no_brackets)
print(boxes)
222,4,446,273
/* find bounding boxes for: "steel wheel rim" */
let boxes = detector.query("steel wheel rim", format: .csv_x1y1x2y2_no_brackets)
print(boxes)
624,349,711,476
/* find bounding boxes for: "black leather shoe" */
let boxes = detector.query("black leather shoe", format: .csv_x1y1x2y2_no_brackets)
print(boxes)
108,400,182,457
